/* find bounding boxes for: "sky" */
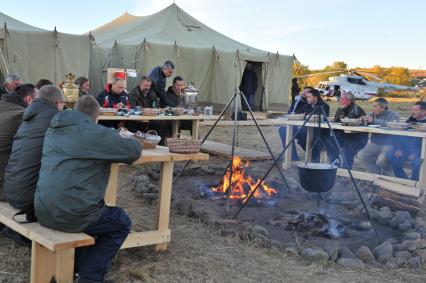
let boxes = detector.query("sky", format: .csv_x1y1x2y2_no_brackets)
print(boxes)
1,0,425,69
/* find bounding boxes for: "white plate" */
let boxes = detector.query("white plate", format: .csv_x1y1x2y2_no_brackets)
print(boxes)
368,125,381,128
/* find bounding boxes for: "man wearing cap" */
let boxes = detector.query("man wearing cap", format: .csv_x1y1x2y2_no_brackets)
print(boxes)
148,61,175,107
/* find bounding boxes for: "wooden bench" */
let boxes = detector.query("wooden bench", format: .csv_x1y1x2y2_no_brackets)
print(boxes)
0,202,94,283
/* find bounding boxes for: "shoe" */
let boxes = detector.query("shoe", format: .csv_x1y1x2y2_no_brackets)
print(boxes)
75,277,114,283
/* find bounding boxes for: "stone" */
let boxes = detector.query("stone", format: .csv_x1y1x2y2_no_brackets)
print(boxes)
355,246,375,263
249,225,269,238
339,246,356,259
285,247,299,256
394,251,412,260
378,207,393,225
403,232,422,241
336,258,365,268
238,222,252,240
416,239,426,249
415,216,426,229
398,221,414,232
407,256,422,268
369,209,381,221
394,210,413,224
399,240,417,252
386,257,407,268
192,203,220,219
384,238,399,245
323,242,340,262
301,247,329,262
416,249,426,259
253,235,271,248
373,241,393,263
270,240,283,250
355,222,373,231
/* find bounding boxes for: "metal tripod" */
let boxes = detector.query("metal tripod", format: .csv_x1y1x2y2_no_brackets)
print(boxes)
173,89,291,211
233,104,380,239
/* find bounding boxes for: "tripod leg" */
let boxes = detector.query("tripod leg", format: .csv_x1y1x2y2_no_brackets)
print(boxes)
173,92,238,183
240,92,291,192
319,106,380,239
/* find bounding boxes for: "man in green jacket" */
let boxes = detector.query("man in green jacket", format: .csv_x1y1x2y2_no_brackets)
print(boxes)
34,95,142,283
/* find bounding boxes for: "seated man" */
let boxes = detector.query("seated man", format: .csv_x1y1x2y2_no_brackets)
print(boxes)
354,98,399,174
278,86,311,161
164,76,185,108
0,84,36,200
34,95,141,283
148,61,175,108
386,101,426,180
0,74,22,99
97,78,130,109
75,76,92,97
326,92,368,168
128,76,159,108
4,85,65,218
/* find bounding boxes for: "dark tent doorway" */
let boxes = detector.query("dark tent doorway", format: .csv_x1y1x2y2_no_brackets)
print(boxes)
240,61,264,111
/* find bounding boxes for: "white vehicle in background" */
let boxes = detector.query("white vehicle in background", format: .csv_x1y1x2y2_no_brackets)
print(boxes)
317,73,418,100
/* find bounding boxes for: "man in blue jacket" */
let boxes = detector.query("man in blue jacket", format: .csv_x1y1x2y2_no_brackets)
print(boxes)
35,95,142,283
148,61,175,107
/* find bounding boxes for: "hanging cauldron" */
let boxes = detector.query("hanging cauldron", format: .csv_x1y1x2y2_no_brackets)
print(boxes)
297,163,337,193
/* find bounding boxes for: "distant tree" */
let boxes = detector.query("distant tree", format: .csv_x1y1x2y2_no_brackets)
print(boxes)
384,67,411,85
292,63,311,89
324,61,348,71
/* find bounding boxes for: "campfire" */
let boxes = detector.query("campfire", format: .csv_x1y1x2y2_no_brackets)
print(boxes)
211,156,278,203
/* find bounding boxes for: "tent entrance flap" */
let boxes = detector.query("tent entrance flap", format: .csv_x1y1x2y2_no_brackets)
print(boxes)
239,61,264,111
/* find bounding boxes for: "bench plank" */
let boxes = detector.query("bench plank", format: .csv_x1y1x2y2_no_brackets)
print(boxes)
0,202,94,251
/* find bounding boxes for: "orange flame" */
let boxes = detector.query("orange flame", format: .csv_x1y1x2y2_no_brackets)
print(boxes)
212,156,278,202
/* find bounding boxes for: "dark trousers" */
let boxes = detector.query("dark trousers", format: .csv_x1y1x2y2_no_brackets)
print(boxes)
386,151,422,180
325,131,368,169
76,206,131,282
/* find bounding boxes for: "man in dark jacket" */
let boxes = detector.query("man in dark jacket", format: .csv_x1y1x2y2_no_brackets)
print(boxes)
0,75,21,99
239,63,258,110
148,61,174,107
4,85,64,215
164,76,184,108
326,92,368,168
0,84,36,200
97,78,130,109
35,95,141,283
128,76,159,108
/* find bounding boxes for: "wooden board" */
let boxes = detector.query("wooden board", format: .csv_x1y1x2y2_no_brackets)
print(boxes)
98,114,219,121
373,178,421,198
121,230,171,249
0,203,94,251
201,140,271,160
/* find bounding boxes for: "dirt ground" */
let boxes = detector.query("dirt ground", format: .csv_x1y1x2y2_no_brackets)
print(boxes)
1,120,425,282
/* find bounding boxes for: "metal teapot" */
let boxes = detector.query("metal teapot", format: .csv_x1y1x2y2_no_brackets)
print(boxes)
182,83,199,109
62,73,79,104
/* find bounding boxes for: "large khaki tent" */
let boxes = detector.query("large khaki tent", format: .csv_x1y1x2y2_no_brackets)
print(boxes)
1,4,293,111
89,4,293,111
0,12,91,85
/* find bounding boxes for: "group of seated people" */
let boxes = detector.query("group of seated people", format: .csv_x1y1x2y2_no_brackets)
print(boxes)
0,72,169,282
279,87,426,180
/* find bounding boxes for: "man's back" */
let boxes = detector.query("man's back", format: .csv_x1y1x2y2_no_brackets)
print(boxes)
4,98,59,209
34,110,141,232
0,95,26,199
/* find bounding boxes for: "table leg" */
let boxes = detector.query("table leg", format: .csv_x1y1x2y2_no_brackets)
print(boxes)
192,120,200,139
31,242,74,283
104,163,119,206
172,121,179,138
282,126,293,170
155,161,174,252
306,128,314,162
418,137,426,189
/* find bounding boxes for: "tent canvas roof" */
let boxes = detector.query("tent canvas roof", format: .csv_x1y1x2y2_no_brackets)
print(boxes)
90,4,265,54
0,12,46,32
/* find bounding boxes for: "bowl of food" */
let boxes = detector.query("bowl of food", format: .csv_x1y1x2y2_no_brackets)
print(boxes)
142,108,160,116
341,118,361,126
386,121,410,130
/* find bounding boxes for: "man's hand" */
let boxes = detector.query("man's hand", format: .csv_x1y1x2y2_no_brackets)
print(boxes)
362,115,373,124
116,102,124,109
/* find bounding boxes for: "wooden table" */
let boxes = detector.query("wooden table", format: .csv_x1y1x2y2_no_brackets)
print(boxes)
278,119,426,189
98,114,219,139
105,146,209,251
